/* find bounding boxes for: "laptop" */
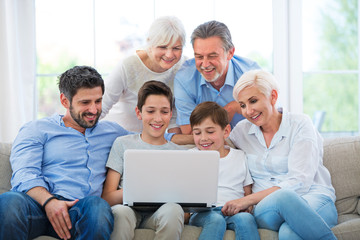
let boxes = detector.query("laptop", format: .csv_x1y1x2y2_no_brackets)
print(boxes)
122,149,219,211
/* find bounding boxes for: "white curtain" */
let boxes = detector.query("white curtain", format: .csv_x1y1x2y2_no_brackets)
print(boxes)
0,0,36,143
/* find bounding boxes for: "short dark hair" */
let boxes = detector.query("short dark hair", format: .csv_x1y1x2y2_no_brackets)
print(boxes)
137,80,173,111
58,66,104,102
191,20,234,52
190,101,229,129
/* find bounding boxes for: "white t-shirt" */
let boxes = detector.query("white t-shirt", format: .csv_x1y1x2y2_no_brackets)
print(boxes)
191,146,253,207
101,51,186,132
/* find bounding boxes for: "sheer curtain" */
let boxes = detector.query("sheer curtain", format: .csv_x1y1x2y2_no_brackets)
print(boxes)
0,0,36,143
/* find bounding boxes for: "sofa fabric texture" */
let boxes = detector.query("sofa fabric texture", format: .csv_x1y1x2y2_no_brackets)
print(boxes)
0,136,359,240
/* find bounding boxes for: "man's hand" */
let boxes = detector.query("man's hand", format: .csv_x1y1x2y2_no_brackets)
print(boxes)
45,198,79,240
223,101,241,122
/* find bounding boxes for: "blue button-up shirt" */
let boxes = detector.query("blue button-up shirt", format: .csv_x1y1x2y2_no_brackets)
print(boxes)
174,55,260,128
10,114,130,200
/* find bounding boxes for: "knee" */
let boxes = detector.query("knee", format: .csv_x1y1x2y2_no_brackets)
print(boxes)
0,192,28,214
0,192,31,226
207,212,226,225
268,189,300,206
78,196,113,226
157,203,184,224
112,205,136,223
159,203,184,219
233,212,257,225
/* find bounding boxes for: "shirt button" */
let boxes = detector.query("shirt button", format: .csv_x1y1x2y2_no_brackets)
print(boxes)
87,151,90,154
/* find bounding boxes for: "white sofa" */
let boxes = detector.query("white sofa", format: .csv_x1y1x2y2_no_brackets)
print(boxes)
0,136,359,239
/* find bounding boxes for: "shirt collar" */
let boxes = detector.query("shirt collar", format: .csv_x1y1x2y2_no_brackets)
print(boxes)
247,108,289,139
54,113,97,133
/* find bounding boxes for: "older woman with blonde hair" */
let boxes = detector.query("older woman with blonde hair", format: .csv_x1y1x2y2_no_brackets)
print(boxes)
224,69,337,239
101,16,186,133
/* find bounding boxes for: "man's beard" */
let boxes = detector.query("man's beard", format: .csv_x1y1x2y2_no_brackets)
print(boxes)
69,105,101,129
200,66,221,83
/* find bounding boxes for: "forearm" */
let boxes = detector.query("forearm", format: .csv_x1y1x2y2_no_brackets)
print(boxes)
245,186,280,205
27,186,53,206
102,189,123,206
179,124,191,135
171,134,194,145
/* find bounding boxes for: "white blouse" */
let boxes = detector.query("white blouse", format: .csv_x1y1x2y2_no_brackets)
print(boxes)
101,51,186,132
229,111,336,202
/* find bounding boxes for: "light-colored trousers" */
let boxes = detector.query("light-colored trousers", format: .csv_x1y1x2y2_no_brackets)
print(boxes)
111,202,184,240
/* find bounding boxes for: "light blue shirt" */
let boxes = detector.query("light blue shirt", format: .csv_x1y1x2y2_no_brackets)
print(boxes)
10,114,130,200
174,55,260,128
229,111,336,202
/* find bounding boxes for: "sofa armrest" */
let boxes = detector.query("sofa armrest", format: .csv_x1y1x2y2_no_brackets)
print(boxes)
0,143,12,194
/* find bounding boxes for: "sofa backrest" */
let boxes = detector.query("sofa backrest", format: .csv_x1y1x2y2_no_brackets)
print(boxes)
323,136,360,216
0,143,12,194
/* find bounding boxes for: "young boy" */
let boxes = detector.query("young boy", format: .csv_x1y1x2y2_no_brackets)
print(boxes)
188,101,260,240
102,80,185,240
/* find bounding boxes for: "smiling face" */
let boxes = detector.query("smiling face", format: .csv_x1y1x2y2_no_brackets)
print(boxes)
192,117,230,157
148,38,183,72
237,85,278,128
193,36,234,86
61,86,102,133
135,94,172,145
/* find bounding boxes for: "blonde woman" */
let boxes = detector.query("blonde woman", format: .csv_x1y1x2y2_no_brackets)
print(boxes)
226,69,337,239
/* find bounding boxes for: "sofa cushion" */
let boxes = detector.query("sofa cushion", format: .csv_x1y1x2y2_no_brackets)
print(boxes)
323,136,360,215
0,143,12,194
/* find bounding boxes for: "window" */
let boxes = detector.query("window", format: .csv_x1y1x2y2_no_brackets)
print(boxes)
35,0,272,118
35,0,358,136
302,0,359,136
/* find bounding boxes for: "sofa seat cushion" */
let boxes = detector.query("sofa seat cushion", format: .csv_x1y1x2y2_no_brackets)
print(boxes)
331,218,360,240
323,136,360,215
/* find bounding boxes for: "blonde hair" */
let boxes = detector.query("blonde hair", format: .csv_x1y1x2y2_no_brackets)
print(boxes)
233,69,279,101
146,16,186,49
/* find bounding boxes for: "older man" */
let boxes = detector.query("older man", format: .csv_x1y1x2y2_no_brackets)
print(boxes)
174,20,260,134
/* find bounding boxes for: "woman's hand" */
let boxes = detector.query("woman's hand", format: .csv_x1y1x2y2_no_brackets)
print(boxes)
221,197,252,216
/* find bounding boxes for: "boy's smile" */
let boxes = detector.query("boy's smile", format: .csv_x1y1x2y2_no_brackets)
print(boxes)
135,94,172,145
192,117,230,158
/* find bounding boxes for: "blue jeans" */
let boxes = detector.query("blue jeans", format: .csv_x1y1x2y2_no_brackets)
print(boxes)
189,207,260,240
254,189,338,240
0,191,114,240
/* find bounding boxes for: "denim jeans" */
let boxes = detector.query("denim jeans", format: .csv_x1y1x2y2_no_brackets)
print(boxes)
189,206,260,240
254,189,338,240
0,191,114,240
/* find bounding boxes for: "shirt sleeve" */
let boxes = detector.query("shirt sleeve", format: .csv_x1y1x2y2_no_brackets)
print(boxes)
101,61,127,118
106,137,126,175
10,123,50,193
243,154,254,187
164,132,175,142
174,69,198,126
276,119,321,193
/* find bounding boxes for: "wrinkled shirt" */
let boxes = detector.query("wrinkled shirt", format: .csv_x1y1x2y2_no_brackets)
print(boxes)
229,111,336,201
10,114,130,200
174,55,260,128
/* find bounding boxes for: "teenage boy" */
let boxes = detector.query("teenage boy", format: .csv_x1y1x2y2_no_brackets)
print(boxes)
188,101,260,240
102,80,185,240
